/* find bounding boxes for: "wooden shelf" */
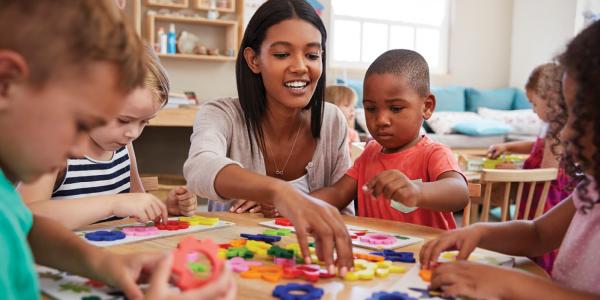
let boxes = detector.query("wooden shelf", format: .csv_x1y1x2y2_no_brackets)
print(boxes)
158,53,235,61
148,107,199,127
152,14,238,27
195,0,236,13
195,5,235,13
146,0,189,9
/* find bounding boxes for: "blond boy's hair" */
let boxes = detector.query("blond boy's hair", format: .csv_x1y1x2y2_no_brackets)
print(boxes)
325,85,357,107
0,0,145,93
143,44,170,106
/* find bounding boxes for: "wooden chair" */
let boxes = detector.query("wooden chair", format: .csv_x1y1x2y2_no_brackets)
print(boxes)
467,168,558,224
462,183,481,227
140,176,159,192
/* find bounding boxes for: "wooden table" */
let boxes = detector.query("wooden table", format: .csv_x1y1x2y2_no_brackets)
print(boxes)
83,212,548,300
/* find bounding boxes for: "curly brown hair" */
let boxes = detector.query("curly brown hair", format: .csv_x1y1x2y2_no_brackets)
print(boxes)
558,20,600,212
526,63,567,160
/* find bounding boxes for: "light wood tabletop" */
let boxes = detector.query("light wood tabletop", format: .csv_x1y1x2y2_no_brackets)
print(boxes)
79,212,548,300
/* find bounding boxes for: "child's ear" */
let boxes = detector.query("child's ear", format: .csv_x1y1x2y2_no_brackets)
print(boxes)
422,93,436,120
243,47,261,74
0,50,29,108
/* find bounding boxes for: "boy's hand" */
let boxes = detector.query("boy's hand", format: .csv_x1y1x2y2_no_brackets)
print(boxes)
166,186,197,216
364,170,423,208
419,225,484,269
112,193,168,223
229,199,261,213
430,261,513,299
487,143,508,159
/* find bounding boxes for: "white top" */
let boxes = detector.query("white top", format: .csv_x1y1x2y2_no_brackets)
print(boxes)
289,173,310,194
184,97,355,215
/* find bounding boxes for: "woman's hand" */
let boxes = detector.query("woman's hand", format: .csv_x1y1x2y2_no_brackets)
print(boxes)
229,199,261,213
419,225,485,269
270,182,353,276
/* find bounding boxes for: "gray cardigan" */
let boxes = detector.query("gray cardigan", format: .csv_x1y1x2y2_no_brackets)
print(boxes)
183,97,354,214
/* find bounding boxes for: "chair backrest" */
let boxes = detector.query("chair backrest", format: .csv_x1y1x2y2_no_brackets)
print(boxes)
140,176,159,192
462,183,481,227
474,168,558,223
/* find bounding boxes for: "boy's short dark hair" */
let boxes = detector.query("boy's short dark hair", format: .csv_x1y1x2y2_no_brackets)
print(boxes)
365,49,430,97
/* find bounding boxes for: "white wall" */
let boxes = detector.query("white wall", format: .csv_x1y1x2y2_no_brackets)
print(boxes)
328,0,514,89
509,0,577,88
162,0,579,100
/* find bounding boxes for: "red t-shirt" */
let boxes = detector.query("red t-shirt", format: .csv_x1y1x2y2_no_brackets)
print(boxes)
347,136,463,230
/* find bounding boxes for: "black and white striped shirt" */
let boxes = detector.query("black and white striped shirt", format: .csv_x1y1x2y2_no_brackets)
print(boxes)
51,147,131,199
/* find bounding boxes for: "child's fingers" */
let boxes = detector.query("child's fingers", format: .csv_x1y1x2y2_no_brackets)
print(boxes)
229,200,246,212
235,200,257,213
175,186,187,194
455,238,478,261
249,205,262,213
147,254,173,293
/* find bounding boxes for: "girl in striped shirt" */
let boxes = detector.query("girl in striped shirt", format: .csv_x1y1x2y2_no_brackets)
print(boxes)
18,46,197,229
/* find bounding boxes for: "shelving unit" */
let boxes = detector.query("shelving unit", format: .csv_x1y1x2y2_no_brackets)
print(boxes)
146,0,189,9
140,0,243,61
195,0,235,13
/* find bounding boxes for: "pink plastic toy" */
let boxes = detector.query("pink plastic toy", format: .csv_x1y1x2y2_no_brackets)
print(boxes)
228,257,263,273
359,233,397,245
122,226,159,236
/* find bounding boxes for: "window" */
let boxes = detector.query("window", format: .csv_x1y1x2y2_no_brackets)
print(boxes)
331,0,450,73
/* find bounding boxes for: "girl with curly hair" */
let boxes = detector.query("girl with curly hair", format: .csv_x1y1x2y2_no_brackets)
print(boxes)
419,20,600,299
487,63,577,274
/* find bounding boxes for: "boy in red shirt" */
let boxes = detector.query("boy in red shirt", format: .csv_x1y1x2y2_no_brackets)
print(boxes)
312,49,468,230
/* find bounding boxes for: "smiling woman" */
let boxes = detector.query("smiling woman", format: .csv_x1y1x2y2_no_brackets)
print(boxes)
183,0,356,275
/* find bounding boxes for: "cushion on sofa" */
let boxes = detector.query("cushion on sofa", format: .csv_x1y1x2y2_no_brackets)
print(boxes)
478,107,542,136
431,86,466,112
512,89,532,109
426,111,481,134
336,78,363,108
465,88,515,112
453,119,512,136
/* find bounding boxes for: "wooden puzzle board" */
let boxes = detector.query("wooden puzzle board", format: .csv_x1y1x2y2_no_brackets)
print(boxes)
77,217,234,247
259,220,423,250
38,265,130,300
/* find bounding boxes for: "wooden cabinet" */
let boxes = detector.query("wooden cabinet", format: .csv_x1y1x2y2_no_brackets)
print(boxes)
139,0,243,62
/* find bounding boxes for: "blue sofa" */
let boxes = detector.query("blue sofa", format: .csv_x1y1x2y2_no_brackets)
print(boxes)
336,78,535,149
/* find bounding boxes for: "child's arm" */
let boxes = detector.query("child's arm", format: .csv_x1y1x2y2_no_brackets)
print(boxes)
310,175,358,211
487,140,535,158
127,143,145,193
430,260,599,300
17,170,59,203
365,170,468,212
28,215,236,299
26,193,169,229
420,196,575,267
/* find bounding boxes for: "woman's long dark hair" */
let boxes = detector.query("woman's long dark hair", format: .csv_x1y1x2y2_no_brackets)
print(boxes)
558,20,600,213
235,0,327,156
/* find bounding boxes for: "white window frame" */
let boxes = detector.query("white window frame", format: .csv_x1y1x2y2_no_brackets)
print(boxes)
329,1,451,74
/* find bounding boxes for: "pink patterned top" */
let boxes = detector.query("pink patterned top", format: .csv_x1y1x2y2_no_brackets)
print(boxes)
552,176,600,295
